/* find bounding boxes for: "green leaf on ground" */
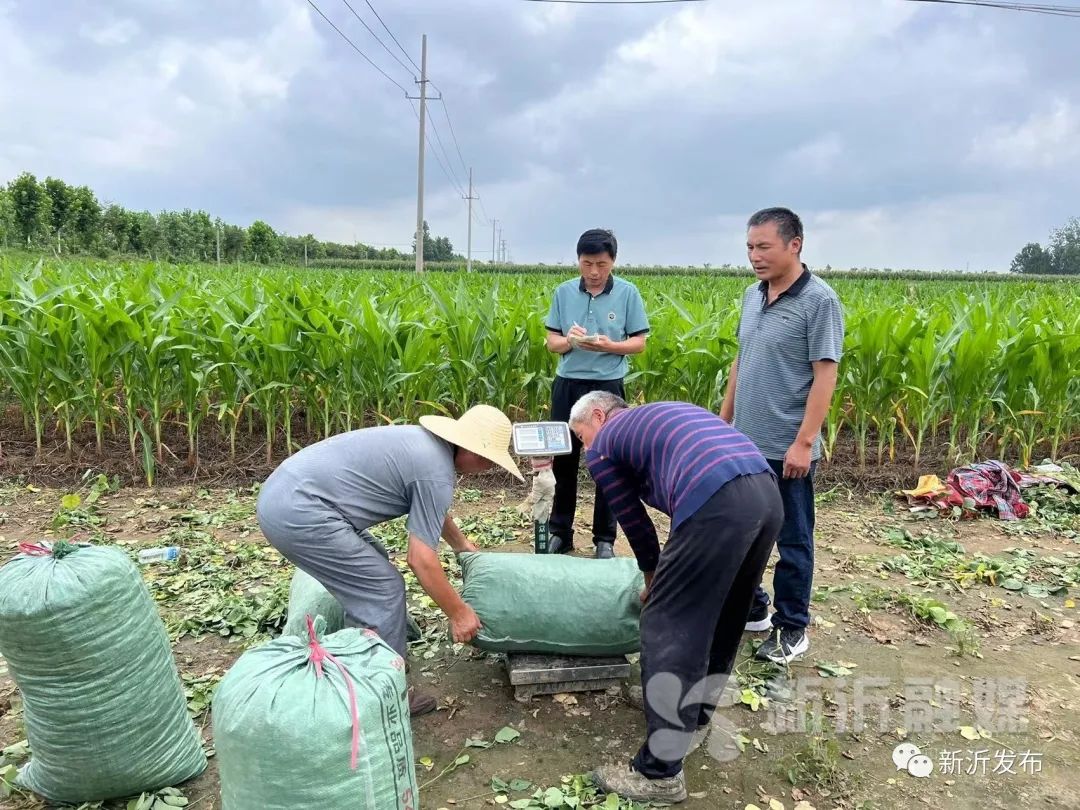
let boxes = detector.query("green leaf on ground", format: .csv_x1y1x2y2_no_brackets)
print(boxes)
495,726,521,744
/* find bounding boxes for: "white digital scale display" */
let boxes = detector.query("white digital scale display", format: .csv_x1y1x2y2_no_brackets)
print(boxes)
512,421,573,456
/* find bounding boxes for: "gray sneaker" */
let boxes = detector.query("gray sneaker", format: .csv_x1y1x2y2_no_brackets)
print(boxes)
590,764,687,804
755,628,809,664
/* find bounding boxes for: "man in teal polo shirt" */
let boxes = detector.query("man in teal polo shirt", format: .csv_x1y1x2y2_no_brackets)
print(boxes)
544,228,650,559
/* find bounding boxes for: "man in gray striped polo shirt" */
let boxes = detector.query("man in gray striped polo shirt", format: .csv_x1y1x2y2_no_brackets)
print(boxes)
720,207,844,664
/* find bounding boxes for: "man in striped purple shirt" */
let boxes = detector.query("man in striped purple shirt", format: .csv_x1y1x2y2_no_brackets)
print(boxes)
569,392,782,804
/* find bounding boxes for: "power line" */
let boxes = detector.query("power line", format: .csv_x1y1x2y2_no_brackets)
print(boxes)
427,113,469,195
306,0,410,95
518,0,704,4
410,101,467,198
519,0,1080,9
340,0,418,78
363,0,422,73
433,96,471,179
905,0,1080,14
312,1,497,244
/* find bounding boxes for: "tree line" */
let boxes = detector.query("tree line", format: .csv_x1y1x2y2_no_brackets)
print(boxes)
0,172,458,264
1010,218,1080,275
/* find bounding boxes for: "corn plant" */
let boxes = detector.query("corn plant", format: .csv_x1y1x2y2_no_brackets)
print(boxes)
0,256,1077,483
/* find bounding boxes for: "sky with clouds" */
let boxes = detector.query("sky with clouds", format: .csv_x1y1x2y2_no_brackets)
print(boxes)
2,0,1078,270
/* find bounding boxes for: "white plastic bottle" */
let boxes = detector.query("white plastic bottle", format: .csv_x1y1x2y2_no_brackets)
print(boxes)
138,547,180,563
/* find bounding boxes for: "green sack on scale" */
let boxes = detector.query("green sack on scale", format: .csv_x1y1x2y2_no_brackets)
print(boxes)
214,617,418,810
459,551,644,655
0,542,206,803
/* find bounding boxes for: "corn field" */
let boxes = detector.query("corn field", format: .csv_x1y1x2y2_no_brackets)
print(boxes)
1,257,1078,483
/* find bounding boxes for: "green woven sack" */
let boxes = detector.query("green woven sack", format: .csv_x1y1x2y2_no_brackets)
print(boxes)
0,542,206,803
459,552,644,655
283,568,345,636
283,567,422,642
214,618,418,810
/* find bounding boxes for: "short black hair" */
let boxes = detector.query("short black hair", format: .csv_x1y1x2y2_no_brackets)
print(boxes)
576,228,617,260
747,208,803,246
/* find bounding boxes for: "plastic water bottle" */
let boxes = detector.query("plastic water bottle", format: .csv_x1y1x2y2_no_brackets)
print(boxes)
138,547,180,564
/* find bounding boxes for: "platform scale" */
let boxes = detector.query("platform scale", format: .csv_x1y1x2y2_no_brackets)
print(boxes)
507,422,632,703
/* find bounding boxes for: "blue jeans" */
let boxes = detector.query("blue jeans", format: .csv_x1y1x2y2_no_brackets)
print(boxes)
750,458,816,631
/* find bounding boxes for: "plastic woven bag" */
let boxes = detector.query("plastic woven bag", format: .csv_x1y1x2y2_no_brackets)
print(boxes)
214,617,418,809
0,542,206,803
283,568,345,636
459,551,644,655
283,566,422,642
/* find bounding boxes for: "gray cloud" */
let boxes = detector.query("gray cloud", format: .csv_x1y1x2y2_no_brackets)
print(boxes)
1,0,1077,269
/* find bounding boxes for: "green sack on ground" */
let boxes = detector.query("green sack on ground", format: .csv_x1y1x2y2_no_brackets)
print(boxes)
0,542,206,803
459,551,644,655
214,618,418,810
283,568,345,636
283,567,422,642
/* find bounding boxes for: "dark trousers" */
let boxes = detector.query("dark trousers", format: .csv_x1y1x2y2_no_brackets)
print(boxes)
633,472,782,779
548,375,625,548
749,459,816,631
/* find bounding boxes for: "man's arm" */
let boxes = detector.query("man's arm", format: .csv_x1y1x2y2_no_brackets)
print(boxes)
576,334,647,356
783,360,838,478
406,537,481,643
546,329,574,355
441,514,477,553
719,354,739,423
588,456,660,572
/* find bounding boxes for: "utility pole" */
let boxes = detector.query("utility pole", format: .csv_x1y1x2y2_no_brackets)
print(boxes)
491,219,498,263
497,224,504,263
465,168,477,273
303,238,308,267
216,225,221,265
414,34,428,274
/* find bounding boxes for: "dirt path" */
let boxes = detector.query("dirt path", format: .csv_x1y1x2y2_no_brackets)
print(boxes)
1,477,1078,809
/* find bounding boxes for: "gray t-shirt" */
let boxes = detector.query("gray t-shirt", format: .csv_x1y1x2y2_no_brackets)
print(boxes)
732,268,844,461
261,425,456,548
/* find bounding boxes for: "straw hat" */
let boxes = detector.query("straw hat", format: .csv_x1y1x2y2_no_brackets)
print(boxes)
420,405,524,481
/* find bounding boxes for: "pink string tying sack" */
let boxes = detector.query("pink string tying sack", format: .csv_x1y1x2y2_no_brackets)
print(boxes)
305,614,361,770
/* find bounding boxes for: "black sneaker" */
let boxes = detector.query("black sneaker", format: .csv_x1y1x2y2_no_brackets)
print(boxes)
745,604,772,632
548,534,573,554
594,541,614,559
755,628,809,664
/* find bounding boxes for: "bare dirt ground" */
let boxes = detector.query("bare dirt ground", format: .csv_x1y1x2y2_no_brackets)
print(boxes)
1,473,1079,810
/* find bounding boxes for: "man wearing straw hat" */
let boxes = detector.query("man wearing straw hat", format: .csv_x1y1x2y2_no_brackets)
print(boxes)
257,404,523,717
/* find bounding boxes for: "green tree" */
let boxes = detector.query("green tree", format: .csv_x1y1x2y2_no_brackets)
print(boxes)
43,176,76,251
1048,217,1080,275
431,235,454,261
247,220,280,263
102,204,132,253
221,223,247,261
1010,242,1054,275
8,172,52,247
70,185,101,251
129,210,160,258
412,220,455,261
0,186,13,247
412,219,431,259
1012,218,1080,275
